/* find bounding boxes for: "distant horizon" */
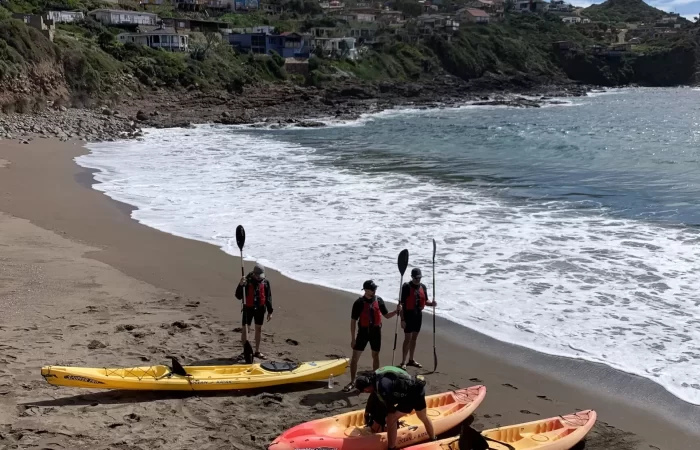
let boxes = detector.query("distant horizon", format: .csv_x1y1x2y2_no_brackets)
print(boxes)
569,0,696,21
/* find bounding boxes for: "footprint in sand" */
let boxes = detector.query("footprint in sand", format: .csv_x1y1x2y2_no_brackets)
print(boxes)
469,377,482,383
520,410,540,415
285,339,299,346
536,395,552,402
502,383,518,390
124,413,141,422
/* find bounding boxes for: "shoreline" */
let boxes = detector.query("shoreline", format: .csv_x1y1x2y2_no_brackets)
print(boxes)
0,137,698,449
69,143,700,428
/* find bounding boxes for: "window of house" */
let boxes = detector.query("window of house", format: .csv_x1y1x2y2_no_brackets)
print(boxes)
251,35,265,47
153,35,160,43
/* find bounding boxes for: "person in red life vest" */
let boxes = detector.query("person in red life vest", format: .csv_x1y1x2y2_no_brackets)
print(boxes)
342,279,401,392
235,263,273,359
398,268,437,370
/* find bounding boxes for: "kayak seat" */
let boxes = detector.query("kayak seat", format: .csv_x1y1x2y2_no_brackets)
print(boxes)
261,361,299,372
170,357,188,377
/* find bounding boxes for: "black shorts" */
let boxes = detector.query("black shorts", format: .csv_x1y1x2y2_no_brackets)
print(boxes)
403,311,423,334
242,306,265,326
394,385,427,414
354,327,381,352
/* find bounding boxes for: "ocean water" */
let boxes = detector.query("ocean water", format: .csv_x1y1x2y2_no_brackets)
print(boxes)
76,87,700,405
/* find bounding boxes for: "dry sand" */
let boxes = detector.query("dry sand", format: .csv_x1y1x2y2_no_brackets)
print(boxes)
0,138,699,450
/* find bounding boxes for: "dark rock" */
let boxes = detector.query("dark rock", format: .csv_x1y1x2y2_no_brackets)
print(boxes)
87,340,106,350
296,121,325,128
136,110,148,121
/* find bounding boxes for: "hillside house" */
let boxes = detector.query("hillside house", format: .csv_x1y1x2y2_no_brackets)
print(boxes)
88,9,158,26
12,13,55,41
117,28,189,51
561,16,580,24
320,0,344,9
515,0,548,13
229,32,311,58
231,25,276,34
312,36,357,59
378,9,404,25
459,8,490,23
160,17,231,32
47,11,84,23
416,14,459,34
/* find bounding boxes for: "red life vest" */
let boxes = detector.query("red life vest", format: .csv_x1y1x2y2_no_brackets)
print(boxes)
359,299,382,327
245,282,266,308
405,284,426,311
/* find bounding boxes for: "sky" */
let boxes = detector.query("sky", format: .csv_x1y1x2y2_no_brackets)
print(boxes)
570,0,698,20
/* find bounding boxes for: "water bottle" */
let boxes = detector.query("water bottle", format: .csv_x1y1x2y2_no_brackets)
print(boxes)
328,374,334,389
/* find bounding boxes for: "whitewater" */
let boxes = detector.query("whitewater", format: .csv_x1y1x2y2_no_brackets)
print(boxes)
76,87,700,406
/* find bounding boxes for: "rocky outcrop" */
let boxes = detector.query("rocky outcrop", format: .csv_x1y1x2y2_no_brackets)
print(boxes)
0,107,142,142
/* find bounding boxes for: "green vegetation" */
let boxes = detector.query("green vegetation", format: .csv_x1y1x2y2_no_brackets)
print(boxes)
0,0,698,108
581,0,668,24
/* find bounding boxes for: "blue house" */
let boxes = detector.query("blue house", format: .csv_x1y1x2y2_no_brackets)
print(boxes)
229,32,310,58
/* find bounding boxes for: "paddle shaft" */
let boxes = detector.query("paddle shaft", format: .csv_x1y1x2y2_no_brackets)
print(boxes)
432,239,437,372
392,274,404,366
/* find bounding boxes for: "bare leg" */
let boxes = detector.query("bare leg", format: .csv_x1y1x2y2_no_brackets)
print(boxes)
416,409,435,440
401,332,411,365
254,324,262,354
350,350,362,383
386,411,406,448
409,332,419,361
371,351,380,370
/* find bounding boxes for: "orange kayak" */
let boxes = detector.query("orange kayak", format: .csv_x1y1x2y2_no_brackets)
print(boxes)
406,410,596,450
269,385,486,450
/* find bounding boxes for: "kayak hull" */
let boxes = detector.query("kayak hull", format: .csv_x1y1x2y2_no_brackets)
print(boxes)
269,385,486,450
41,358,348,391
406,409,597,450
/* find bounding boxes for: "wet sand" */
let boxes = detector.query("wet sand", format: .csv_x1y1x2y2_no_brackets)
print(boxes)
0,138,699,449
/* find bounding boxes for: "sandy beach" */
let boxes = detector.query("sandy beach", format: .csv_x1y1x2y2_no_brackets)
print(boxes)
1,137,699,450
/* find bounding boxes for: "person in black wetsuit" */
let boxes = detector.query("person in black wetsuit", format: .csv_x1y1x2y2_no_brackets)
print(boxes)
343,280,400,392
354,366,436,450
399,267,437,370
235,262,273,359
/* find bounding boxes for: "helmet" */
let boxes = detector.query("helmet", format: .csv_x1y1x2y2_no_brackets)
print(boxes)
354,375,374,391
362,280,378,291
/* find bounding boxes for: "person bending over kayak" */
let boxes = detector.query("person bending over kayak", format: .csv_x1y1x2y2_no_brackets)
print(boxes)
235,263,273,359
399,268,437,370
343,280,400,392
354,366,437,450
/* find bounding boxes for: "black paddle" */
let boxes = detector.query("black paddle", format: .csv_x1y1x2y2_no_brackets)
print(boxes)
392,249,409,366
236,225,253,361
236,225,246,278
432,239,438,373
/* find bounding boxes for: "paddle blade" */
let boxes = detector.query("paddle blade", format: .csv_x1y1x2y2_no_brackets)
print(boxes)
433,347,438,373
432,238,436,261
398,249,409,275
236,225,246,251
243,340,254,364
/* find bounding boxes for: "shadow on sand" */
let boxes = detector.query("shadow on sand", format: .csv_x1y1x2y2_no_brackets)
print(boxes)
22,381,330,408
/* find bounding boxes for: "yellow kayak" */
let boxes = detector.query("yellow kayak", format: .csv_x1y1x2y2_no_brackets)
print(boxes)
406,410,596,450
41,358,348,391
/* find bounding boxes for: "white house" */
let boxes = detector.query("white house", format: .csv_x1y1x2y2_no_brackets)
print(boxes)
312,36,357,59
230,25,275,34
88,9,158,26
47,10,84,23
117,29,189,51
562,16,581,24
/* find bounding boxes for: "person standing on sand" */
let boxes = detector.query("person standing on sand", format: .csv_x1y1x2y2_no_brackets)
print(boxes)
235,263,273,359
343,280,400,392
354,366,436,450
398,268,437,370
